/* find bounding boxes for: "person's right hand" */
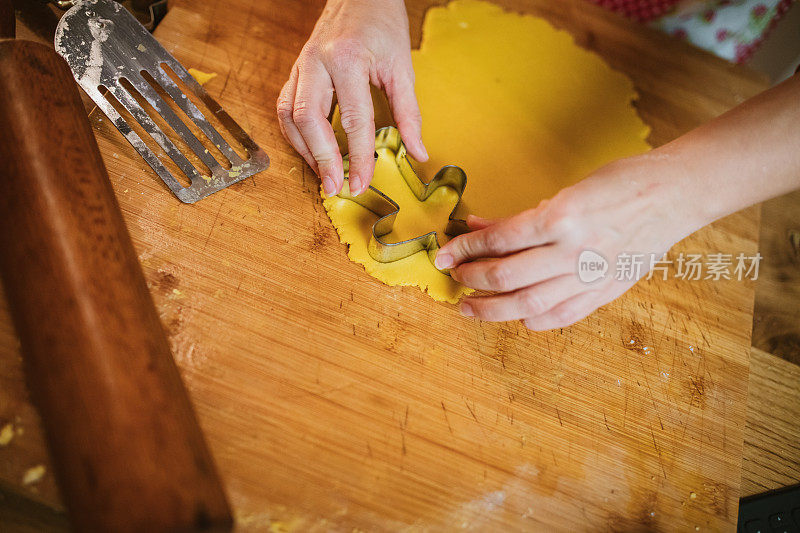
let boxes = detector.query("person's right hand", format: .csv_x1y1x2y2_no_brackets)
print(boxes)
277,0,428,197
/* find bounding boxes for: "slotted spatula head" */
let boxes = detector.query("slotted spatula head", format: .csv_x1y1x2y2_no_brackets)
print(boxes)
54,0,269,203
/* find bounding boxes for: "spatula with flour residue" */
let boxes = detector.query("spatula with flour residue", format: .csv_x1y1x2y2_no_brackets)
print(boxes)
54,0,269,203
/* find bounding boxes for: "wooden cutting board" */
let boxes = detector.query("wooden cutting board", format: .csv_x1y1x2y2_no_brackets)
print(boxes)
0,0,768,530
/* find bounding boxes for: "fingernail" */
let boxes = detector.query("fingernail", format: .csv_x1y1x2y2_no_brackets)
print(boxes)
460,302,474,317
349,175,362,196
322,176,335,196
435,252,453,269
419,139,429,160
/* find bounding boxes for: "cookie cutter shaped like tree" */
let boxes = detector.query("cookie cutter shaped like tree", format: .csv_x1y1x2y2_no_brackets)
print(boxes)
335,127,468,275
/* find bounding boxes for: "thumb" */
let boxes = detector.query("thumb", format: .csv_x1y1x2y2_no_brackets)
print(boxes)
436,211,544,269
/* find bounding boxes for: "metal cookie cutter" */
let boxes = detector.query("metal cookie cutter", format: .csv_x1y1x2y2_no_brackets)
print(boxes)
336,127,468,274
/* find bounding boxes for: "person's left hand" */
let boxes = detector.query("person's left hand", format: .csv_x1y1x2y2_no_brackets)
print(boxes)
434,153,703,331
276,0,425,197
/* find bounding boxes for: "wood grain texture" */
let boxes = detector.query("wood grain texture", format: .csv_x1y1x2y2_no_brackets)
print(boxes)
741,348,800,497
752,190,800,365
0,1,769,531
0,41,231,532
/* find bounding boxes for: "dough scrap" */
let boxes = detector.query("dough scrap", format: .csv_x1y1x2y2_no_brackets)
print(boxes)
188,68,218,85
325,0,651,303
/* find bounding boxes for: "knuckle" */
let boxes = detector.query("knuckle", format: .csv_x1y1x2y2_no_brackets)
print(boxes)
471,302,492,320
521,291,546,317
541,195,579,237
296,146,313,160
485,264,511,291
326,39,368,70
447,236,467,260
276,97,294,122
552,307,579,326
460,238,479,260
348,153,374,166
315,151,339,164
481,230,505,253
339,108,372,135
292,102,316,128
386,65,415,91
544,211,575,238
300,41,322,59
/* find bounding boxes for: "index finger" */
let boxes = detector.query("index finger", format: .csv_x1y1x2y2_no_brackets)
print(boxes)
435,211,546,269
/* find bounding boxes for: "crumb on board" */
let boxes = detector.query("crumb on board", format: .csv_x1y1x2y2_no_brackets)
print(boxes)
22,465,46,486
0,423,14,446
188,68,218,85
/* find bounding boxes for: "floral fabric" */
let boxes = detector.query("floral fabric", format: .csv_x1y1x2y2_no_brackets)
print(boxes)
591,0,796,63
592,0,683,22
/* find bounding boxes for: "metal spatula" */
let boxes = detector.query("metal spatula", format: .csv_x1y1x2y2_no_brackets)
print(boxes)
54,0,269,203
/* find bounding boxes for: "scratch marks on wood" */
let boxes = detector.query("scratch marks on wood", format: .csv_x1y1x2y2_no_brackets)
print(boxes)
277,382,354,401
703,481,730,519
441,401,454,434
201,191,227,252
399,405,409,456
492,327,511,369
650,427,668,479
308,222,330,252
622,322,649,356
689,376,706,408
639,360,666,432
465,399,479,424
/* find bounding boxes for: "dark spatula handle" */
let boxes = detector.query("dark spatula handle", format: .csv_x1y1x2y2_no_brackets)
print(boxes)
0,41,232,533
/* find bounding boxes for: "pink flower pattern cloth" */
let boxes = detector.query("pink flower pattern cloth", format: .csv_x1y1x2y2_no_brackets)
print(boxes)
591,0,796,63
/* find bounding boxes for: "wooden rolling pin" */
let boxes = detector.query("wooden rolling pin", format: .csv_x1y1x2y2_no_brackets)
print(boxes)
0,9,232,532
0,0,12,39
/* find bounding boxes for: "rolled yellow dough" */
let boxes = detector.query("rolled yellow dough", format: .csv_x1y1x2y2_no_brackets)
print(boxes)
325,0,651,303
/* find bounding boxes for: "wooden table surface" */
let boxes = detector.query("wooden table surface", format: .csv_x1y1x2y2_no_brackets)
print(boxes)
0,0,772,531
